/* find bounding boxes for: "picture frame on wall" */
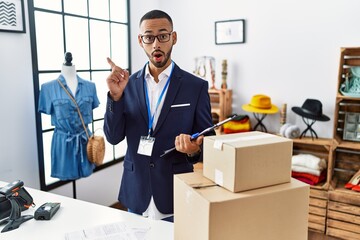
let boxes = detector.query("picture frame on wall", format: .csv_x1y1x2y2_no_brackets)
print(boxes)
215,19,245,45
0,0,26,33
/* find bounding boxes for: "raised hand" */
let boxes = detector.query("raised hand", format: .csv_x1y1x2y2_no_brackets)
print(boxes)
106,57,130,101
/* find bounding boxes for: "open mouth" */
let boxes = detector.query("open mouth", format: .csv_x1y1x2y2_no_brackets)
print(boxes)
153,52,164,62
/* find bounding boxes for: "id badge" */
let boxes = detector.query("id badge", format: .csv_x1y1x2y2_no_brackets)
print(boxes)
137,136,155,156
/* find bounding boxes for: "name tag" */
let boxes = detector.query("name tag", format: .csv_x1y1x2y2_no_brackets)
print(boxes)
137,136,155,156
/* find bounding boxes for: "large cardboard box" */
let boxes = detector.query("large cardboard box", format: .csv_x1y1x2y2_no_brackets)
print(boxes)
174,172,309,240
203,131,292,192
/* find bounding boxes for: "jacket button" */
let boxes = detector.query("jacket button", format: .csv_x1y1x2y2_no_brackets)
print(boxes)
150,162,155,168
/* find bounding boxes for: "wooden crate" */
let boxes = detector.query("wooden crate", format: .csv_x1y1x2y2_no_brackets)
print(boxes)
285,47,360,238
334,99,360,149
327,145,360,239
332,47,360,154
327,189,360,240
330,147,360,189
292,138,333,233
208,89,232,128
292,137,333,190
309,188,329,233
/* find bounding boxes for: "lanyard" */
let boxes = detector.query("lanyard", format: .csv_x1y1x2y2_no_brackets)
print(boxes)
144,62,174,137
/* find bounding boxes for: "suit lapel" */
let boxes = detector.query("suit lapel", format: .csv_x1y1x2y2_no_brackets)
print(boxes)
134,67,149,126
153,64,182,136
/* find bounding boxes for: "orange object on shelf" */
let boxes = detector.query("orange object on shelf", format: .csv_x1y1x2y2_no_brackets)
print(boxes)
223,115,251,134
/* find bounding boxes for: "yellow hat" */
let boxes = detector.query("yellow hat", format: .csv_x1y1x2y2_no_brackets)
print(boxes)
242,94,279,114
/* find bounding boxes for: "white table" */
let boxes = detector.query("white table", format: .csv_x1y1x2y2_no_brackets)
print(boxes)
0,181,173,240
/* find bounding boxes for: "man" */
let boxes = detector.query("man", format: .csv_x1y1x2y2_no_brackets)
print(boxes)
104,9,214,222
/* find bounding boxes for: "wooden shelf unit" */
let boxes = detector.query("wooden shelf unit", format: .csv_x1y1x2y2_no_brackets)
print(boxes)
208,89,232,127
326,47,360,239
292,137,333,233
291,47,360,239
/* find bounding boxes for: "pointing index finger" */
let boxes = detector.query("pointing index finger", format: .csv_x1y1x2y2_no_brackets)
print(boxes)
107,57,116,69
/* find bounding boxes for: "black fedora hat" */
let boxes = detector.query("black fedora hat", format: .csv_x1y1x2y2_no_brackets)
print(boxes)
292,99,330,122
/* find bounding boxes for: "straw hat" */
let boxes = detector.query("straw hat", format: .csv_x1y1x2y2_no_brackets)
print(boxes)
242,94,279,114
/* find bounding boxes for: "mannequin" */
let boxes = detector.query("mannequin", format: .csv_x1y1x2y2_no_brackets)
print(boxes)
38,52,100,181
61,52,78,95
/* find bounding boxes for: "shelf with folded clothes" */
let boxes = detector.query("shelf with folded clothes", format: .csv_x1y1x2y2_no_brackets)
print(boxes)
292,139,332,189
290,150,331,233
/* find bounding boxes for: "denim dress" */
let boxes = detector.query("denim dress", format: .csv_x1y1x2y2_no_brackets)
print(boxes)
38,75,100,180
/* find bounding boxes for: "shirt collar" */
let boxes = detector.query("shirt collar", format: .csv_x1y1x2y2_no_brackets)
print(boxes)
145,62,173,83
59,74,83,86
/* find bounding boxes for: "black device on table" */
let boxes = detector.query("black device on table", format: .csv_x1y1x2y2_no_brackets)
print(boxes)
34,202,60,220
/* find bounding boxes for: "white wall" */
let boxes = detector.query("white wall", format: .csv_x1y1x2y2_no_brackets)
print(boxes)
129,1,161,71
157,0,360,136
0,0,39,188
1,0,359,204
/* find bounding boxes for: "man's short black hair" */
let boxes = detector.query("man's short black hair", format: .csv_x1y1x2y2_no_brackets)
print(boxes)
139,10,173,29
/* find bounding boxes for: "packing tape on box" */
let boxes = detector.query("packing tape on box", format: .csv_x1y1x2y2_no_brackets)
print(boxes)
186,183,218,203
185,190,193,204
213,134,274,150
190,183,217,189
215,169,224,186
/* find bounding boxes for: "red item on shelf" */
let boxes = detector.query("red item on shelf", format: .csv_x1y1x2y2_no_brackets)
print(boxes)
291,170,326,185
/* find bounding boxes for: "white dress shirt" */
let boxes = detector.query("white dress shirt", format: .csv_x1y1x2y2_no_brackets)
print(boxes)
142,62,174,220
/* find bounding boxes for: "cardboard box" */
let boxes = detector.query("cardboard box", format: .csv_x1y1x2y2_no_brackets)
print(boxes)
203,131,292,192
174,172,309,240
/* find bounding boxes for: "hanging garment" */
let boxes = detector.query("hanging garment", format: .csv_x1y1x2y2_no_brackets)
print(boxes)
38,75,100,180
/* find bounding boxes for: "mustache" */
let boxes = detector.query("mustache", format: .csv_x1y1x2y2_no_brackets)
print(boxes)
152,50,165,56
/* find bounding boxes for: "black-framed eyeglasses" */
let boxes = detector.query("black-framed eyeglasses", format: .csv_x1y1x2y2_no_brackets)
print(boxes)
140,32,173,44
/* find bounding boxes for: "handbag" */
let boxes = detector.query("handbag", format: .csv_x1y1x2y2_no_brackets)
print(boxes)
57,79,105,166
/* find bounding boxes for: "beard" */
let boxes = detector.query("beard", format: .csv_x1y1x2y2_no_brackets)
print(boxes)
146,47,173,69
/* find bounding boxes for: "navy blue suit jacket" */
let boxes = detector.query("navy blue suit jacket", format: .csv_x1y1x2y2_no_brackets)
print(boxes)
104,63,214,214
